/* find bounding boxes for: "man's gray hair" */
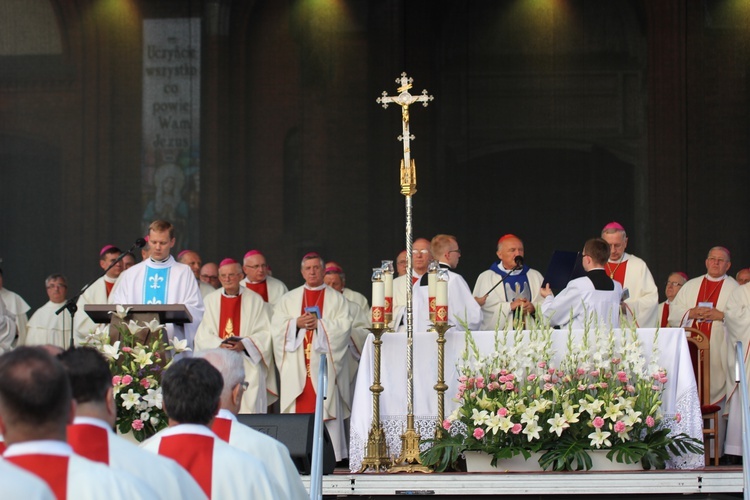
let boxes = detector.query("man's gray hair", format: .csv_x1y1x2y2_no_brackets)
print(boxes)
194,348,245,400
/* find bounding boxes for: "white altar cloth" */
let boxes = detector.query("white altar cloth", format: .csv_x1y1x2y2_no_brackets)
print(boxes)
349,328,703,472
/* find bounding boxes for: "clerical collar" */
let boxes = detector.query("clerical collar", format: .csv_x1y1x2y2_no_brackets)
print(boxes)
245,278,267,284
438,262,452,270
705,274,726,282
104,275,117,284
150,256,171,264
608,253,630,264
222,289,241,297
498,263,521,274
304,283,326,291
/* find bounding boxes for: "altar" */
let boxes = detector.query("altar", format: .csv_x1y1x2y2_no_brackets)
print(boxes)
349,328,704,472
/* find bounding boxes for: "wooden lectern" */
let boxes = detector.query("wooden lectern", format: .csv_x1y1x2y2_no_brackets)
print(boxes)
84,304,193,345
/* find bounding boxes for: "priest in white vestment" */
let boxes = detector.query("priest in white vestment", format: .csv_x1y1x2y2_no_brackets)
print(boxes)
715,279,750,458
540,238,622,329
391,237,432,332
473,234,544,331
194,259,277,413
658,271,688,327
241,250,289,304
177,249,216,298
0,347,157,500
109,220,204,351
270,252,353,462
669,246,738,457
199,348,307,500
140,357,280,499
0,268,30,345
601,222,659,327
25,274,70,349
74,245,124,344
60,347,206,500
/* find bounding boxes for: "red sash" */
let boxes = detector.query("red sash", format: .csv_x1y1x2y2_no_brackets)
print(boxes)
218,295,242,339
105,281,115,297
6,454,69,500
296,289,324,413
67,424,110,464
159,434,214,498
605,260,628,287
660,303,670,328
211,418,232,442
245,281,269,302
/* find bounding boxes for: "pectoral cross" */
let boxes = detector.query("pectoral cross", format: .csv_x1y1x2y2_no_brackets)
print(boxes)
377,73,434,197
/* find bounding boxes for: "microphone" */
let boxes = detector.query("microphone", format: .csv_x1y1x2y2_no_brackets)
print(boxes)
514,255,524,268
135,237,147,248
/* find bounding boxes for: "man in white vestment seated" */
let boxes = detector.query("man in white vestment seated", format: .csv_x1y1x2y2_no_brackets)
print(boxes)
735,268,750,286
473,234,544,331
241,249,289,305
195,258,277,413
200,262,220,289
26,274,70,349
74,245,124,344
60,347,206,499
540,238,622,329
723,278,750,461
109,219,204,351
270,252,353,462
658,271,687,328
0,347,156,499
178,249,216,298
395,249,407,277
0,267,31,346
391,237,431,331
600,222,659,327
429,234,482,331
140,357,281,498
670,245,738,459
198,349,307,500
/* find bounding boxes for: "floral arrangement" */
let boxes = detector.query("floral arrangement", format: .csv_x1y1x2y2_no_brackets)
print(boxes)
81,305,191,442
421,315,703,471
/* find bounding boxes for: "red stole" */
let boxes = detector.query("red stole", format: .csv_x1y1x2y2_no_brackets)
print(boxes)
67,424,110,464
218,294,242,339
105,281,115,297
245,281,269,302
6,454,69,500
660,302,670,328
159,434,214,498
694,278,724,338
605,260,628,287
411,276,419,285
296,288,325,413
0,440,5,454
211,418,232,442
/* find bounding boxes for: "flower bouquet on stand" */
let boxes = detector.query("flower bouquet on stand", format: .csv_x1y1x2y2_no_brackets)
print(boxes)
82,307,191,442
420,313,703,472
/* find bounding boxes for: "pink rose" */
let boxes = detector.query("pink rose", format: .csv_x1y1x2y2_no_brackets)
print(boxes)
548,368,556,375
542,374,552,382
511,423,522,435
538,361,547,369
443,419,451,431
459,375,468,382
614,421,626,433
473,428,485,439
122,347,132,353
122,375,133,385
603,372,611,379
590,370,600,377
611,357,621,365
112,375,122,386
675,413,682,423
652,385,660,391
476,377,485,389
131,419,144,431
500,369,508,376
505,373,515,381
577,367,586,376
646,416,655,428
599,382,608,389
626,384,635,393
498,375,508,383
504,382,515,391
592,416,605,429
498,407,508,417
543,383,554,392
527,374,537,382
140,378,150,389
617,371,628,383
489,373,497,380
578,385,587,391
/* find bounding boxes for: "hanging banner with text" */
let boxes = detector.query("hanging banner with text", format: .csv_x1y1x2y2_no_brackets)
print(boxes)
142,18,201,249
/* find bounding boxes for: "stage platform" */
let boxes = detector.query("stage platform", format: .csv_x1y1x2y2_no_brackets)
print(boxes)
301,466,745,498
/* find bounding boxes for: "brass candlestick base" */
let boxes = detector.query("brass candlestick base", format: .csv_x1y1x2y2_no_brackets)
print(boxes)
431,322,452,440
359,324,392,472
388,415,432,473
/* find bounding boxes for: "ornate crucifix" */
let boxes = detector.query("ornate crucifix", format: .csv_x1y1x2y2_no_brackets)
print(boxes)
377,73,434,473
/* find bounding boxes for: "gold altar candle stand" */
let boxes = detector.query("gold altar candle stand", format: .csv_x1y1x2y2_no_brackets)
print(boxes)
431,321,452,440
358,322,392,472
377,72,433,474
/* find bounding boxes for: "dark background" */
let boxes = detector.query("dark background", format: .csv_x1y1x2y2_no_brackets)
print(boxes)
1,0,749,311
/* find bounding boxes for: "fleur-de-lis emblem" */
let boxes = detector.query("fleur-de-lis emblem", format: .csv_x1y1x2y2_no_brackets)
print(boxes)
149,274,164,289
146,297,163,304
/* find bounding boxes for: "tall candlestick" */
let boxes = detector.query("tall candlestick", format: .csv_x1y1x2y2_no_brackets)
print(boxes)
371,268,385,326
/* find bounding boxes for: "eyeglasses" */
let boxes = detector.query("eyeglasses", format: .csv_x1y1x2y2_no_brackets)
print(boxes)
219,273,243,280
239,381,249,391
412,249,430,255
200,274,218,280
46,284,67,290
666,281,684,287
448,249,461,255
244,264,268,270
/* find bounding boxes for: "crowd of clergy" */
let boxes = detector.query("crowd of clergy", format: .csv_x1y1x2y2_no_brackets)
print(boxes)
0,217,749,494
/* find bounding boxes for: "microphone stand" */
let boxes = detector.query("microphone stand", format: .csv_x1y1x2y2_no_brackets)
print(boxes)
56,239,145,349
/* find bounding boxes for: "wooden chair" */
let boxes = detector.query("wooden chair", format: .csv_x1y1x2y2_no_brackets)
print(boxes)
684,327,720,466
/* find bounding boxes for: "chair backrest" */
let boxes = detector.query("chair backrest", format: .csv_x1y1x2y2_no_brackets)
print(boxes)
684,327,711,406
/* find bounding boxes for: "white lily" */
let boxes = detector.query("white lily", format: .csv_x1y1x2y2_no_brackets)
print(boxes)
588,428,612,448
144,388,163,409
132,347,153,369
170,337,192,353
108,305,132,320
126,320,142,336
121,389,141,410
143,318,166,334
101,341,121,361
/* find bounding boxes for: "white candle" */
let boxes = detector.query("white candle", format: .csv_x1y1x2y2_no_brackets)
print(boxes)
436,277,448,307
384,271,393,302
372,280,385,308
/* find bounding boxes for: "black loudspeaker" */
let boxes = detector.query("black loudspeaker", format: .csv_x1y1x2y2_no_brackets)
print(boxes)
236,413,336,475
